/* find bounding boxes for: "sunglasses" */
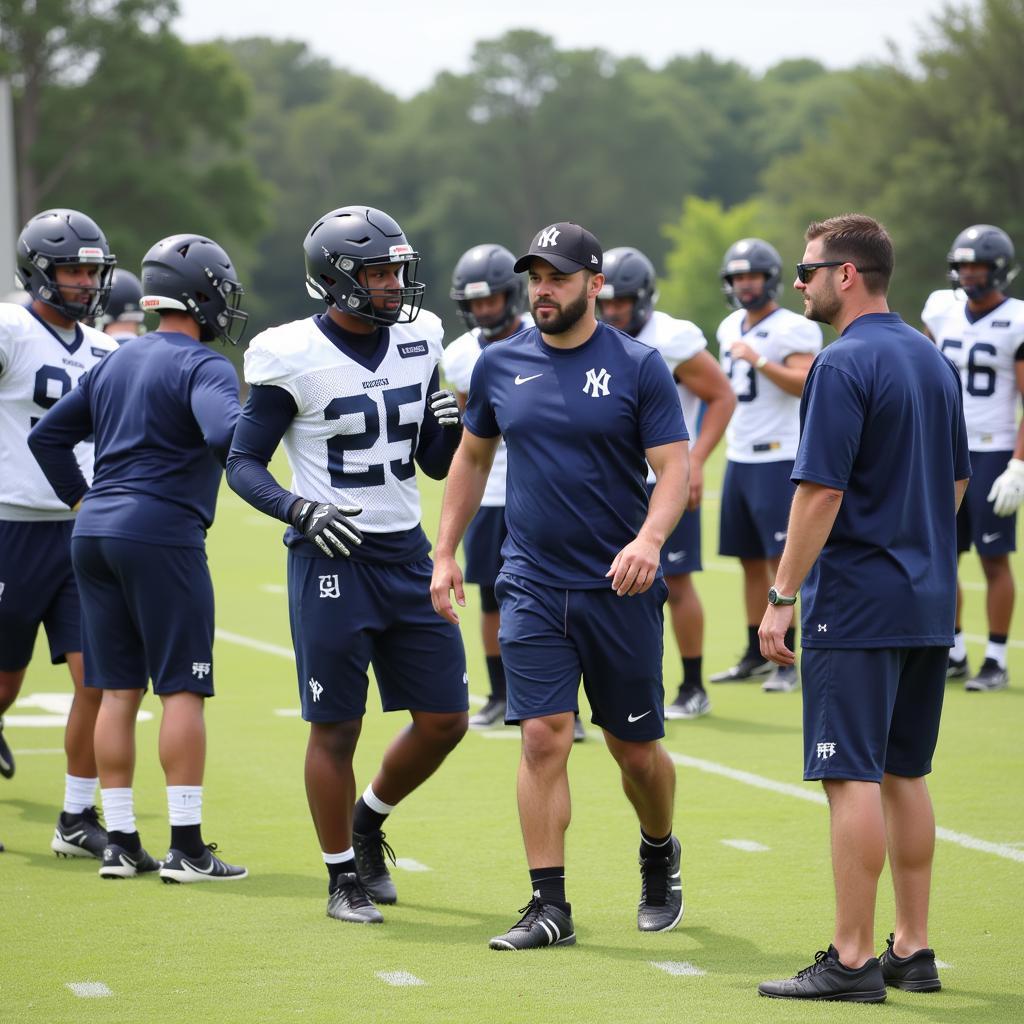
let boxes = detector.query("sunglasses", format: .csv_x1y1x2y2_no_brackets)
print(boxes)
796,261,884,284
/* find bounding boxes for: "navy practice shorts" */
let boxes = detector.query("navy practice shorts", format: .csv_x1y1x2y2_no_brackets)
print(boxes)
464,505,507,587
646,483,701,575
957,450,1016,557
801,646,947,783
495,571,668,741
287,552,468,723
719,459,796,559
71,536,215,696
0,520,80,670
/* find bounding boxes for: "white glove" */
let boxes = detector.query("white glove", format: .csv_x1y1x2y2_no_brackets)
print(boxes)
429,389,462,428
987,458,1024,516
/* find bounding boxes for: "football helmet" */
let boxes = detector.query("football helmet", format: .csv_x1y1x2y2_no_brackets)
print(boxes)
597,246,657,335
304,206,424,325
947,224,1018,299
450,243,525,338
140,234,248,345
15,208,116,320
95,269,145,333
720,238,782,310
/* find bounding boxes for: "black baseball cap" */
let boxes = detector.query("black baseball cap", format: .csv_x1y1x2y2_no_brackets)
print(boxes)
514,222,603,275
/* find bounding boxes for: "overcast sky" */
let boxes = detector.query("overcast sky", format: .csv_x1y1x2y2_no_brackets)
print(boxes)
175,0,977,97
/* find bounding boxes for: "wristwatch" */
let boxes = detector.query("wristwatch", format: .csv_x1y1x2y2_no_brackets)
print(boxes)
767,586,797,606
755,354,768,370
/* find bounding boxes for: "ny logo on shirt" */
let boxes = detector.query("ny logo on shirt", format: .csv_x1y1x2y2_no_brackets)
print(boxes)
537,226,561,248
308,677,324,702
583,367,611,398
319,574,340,599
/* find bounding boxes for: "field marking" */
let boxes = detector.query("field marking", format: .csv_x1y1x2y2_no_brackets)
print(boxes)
260,583,287,595
66,982,112,998
720,839,770,852
273,708,302,717
217,628,1024,864
376,971,425,986
936,959,953,969
650,961,706,977
480,731,520,740
9,693,152,727
13,747,63,755
395,858,431,872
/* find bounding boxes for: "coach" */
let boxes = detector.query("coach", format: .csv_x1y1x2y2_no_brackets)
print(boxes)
757,215,970,1002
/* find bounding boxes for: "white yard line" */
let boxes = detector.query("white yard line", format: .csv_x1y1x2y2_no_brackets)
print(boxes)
395,858,431,872
720,839,770,852
66,982,112,998
650,961,706,976
376,971,425,986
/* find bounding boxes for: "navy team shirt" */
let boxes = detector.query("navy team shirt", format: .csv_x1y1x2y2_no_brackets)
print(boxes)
793,312,971,648
28,331,239,548
463,321,688,588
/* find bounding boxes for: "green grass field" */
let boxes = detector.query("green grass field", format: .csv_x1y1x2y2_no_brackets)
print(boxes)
3,449,1023,1024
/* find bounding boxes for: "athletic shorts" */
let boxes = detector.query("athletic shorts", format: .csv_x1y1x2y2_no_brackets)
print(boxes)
646,482,701,576
72,536,215,696
801,646,947,782
719,459,796,559
464,505,507,586
495,571,668,741
287,552,468,723
957,450,1016,556
0,519,80,670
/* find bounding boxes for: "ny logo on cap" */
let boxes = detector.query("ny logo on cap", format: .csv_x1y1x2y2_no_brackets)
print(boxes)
537,226,561,248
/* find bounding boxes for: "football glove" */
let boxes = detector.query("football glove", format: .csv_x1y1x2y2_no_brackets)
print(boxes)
987,458,1024,517
291,500,363,558
429,389,462,428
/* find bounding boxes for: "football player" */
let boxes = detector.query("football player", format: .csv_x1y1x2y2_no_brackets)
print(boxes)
598,246,736,719
922,224,1023,691
28,234,249,882
0,209,118,855
714,238,822,692
94,269,146,343
226,206,468,924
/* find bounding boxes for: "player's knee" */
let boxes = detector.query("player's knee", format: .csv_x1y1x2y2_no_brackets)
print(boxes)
309,719,362,763
610,738,660,780
0,670,25,707
980,555,1011,583
418,711,468,751
520,717,571,766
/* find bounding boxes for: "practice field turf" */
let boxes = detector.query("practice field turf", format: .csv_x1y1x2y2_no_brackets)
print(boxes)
3,449,1023,1024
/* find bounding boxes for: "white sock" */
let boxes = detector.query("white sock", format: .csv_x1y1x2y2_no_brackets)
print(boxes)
64,774,98,815
949,631,966,662
986,640,1008,669
323,848,354,864
362,784,397,815
100,787,135,834
166,785,203,826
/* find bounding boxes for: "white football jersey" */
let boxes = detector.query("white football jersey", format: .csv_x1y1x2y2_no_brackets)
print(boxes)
921,292,1024,451
244,313,444,533
717,306,822,462
440,315,533,507
0,303,118,519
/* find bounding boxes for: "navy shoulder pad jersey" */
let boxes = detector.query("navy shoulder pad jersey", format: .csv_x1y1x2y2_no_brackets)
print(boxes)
793,312,971,648
28,331,240,548
463,322,688,588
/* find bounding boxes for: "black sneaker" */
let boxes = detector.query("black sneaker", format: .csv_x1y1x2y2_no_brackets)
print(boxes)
0,719,14,779
879,933,941,991
489,897,576,950
946,655,969,680
710,652,773,683
327,873,384,924
52,806,107,859
638,836,684,932
665,686,710,720
573,715,586,743
98,842,160,879
758,945,886,1002
159,843,247,883
469,697,507,729
965,658,1009,692
352,829,397,904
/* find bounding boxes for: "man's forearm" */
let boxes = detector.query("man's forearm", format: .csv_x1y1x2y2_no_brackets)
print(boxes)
640,456,688,547
773,482,844,594
435,445,491,557
689,393,731,464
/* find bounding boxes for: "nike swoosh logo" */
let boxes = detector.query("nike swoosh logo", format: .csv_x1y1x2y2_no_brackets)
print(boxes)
180,857,216,875
627,710,653,723
514,373,543,385
774,532,787,542
982,532,1002,543
666,551,685,562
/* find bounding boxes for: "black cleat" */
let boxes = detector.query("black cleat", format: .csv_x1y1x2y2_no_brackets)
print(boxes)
489,897,576,950
0,719,14,779
638,836,684,932
965,658,1009,692
710,652,773,683
52,806,107,859
946,655,969,680
327,873,384,923
758,945,886,1002
352,829,397,904
879,933,941,991
665,685,710,720
469,697,507,729
99,842,160,879
159,843,247,883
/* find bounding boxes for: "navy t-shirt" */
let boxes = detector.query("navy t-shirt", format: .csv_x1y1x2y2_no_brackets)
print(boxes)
463,321,688,588
792,313,971,648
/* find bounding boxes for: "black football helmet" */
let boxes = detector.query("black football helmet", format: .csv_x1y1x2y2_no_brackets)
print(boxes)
947,224,1018,299
720,238,782,310
450,243,525,338
15,208,116,320
140,234,248,345
597,246,658,335
303,206,425,326
95,269,145,333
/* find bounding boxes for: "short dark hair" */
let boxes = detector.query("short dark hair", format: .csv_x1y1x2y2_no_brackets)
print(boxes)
805,214,894,295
